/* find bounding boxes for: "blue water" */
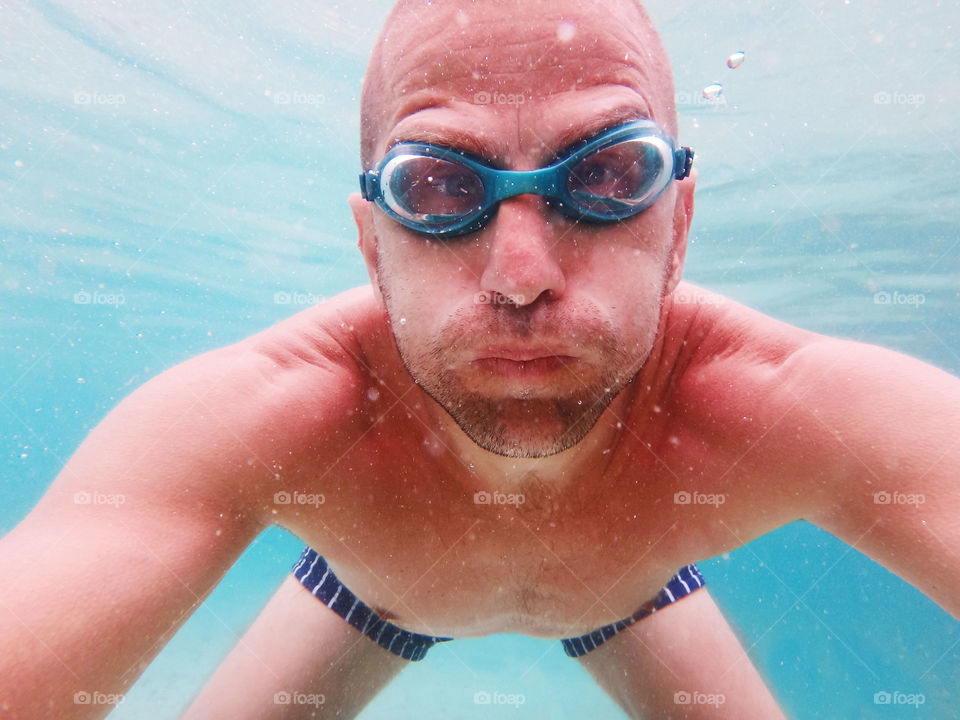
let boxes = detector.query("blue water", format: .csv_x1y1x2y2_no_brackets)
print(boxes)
2,0,958,717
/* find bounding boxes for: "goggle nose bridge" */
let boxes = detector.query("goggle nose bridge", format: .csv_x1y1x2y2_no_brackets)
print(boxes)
488,165,565,203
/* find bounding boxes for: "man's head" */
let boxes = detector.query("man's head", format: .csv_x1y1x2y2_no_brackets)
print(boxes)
350,0,696,458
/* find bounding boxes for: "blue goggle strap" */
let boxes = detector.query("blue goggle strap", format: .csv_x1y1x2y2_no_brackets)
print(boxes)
675,146,694,181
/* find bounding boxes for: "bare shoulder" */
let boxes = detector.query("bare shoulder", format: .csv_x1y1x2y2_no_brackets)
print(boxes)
666,286,960,619
665,282,821,409
230,285,391,463
243,285,382,380
175,285,387,471
670,282,957,393
665,281,956,441
35,287,386,525
664,281,960,519
675,281,959,412
146,285,380,432
667,282,816,364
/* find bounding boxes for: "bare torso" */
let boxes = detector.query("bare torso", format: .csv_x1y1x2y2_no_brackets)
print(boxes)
246,282,820,638
3,279,957,720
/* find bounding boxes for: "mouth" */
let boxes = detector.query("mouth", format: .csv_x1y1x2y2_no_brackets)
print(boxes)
469,354,578,378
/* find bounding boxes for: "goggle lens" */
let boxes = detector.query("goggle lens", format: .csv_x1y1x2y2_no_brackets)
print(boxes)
566,138,667,214
383,154,484,222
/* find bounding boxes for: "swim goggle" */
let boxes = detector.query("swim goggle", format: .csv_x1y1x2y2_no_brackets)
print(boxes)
359,120,694,238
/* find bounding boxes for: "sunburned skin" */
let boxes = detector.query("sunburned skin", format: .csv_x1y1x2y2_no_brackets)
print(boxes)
2,2,958,719
260,281,818,639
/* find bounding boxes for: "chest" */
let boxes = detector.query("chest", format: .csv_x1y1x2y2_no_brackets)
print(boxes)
282,441,747,637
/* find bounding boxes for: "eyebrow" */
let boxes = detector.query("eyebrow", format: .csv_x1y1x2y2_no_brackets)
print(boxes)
385,103,653,166
386,126,493,158
549,105,653,158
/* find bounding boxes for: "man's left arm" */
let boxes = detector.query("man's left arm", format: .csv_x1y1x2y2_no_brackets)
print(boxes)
577,588,787,719
784,339,960,620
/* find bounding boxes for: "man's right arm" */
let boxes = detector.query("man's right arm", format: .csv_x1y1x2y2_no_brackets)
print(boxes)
0,331,348,719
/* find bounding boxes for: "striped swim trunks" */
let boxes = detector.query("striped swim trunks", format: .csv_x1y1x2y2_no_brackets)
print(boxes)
292,546,705,661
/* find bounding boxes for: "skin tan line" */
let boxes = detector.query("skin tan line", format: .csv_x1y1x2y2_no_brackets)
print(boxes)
1,1,958,718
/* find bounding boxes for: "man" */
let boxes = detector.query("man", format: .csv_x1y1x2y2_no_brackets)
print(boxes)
1,0,957,718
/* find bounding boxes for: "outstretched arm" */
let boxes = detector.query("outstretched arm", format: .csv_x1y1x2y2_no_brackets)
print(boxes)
0,345,291,719
782,340,960,620
577,588,786,719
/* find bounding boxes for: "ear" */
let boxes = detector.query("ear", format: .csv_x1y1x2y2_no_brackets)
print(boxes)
349,192,384,304
665,168,696,294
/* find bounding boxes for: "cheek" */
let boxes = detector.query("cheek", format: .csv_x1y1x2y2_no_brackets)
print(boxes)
376,232,479,330
569,221,672,297
380,220,483,284
565,224,672,338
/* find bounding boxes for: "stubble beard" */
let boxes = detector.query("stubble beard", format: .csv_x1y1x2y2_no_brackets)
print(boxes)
378,280,662,459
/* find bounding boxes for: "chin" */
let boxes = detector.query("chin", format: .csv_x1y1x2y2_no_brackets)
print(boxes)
435,390,617,458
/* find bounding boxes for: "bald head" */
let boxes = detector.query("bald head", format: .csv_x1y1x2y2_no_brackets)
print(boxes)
359,0,677,169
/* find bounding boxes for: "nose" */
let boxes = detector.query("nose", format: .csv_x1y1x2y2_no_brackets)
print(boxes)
478,196,566,307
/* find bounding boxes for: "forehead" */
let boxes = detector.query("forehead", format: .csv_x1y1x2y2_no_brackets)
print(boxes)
371,0,674,161
386,2,650,90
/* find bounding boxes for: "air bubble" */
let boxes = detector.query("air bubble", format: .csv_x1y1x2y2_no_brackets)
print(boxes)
557,21,576,43
702,83,723,101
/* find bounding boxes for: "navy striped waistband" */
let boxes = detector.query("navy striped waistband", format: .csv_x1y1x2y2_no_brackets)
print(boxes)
292,547,452,661
292,547,705,661
560,564,705,657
